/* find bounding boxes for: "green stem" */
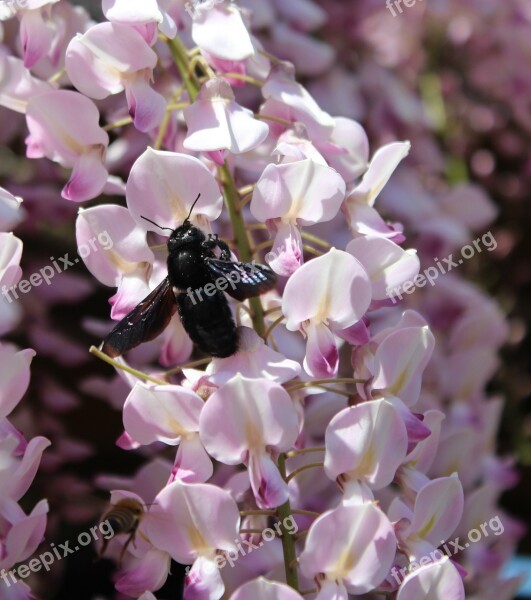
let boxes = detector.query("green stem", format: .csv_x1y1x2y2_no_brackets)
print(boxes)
167,36,200,101
219,162,266,336
277,453,300,591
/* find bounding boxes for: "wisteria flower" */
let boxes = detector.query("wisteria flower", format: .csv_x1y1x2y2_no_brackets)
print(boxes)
25,90,109,201
65,22,166,132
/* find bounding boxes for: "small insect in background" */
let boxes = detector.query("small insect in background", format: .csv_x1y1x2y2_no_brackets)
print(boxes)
102,193,277,358
98,497,145,565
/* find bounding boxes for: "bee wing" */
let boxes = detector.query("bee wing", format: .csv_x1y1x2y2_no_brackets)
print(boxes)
206,258,277,302
102,277,176,358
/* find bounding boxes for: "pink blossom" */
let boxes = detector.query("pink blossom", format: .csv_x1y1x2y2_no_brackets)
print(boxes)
299,502,397,596
199,375,299,508
183,78,269,159
25,90,109,201
126,148,224,232
251,159,345,275
396,557,465,600
282,249,371,377
324,399,408,500
123,382,212,483
0,343,34,422
102,0,177,42
0,55,52,113
191,4,254,61
65,22,166,132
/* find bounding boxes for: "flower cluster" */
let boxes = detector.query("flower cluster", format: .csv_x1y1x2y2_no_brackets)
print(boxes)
0,0,523,599
0,186,50,598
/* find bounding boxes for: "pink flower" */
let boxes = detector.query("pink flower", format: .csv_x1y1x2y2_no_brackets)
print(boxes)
396,557,465,600
191,4,254,61
282,249,372,377
299,502,397,596
65,22,166,132
145,479,240,599
102,0,177,43
126,148,223,232
0,343,34,421
17,1,61,68
0,55,52,113
183,78,269,160
199,375,299,508
123,382,212,483
251,159,345,275
325,399,409,501
25,90,109,201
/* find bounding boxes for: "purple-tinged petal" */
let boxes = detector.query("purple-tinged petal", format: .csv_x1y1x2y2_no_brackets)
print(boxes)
248,452,290,509
62,147,108,202
125,74,167,132
303,321,338,378
20,8,54,68
266,221,303,277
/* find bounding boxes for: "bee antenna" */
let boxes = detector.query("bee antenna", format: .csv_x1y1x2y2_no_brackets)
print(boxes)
184,193,201,224
140,216,173,232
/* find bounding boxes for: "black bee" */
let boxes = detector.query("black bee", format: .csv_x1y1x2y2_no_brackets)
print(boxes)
98,497,144,564
101,194,276,358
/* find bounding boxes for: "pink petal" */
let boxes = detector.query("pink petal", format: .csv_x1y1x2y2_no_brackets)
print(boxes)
171,435,213,484
191,4,254,61
115,549,171,596
76,204,153,287
324,399,408,490
206,326,301,385
0,345,34,422
266,221,303,277
303,322,338,378
125,75,167,132
396,558,465,600
123,383,203,446
283,249,371,331
0,233,23,290
248,451,290,509
183,78,269,154
20,8,54,68
126,148,223,232
9,436,51,502
231,577,305,600
62,147,108,202
349,141,411,207
3,499,48,566
299,503,396,594
184,555,225,600
145,480,240,563
199,375,299,464
346,236,420,301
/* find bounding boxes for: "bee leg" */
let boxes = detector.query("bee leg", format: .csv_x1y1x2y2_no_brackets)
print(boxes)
202,237,231,260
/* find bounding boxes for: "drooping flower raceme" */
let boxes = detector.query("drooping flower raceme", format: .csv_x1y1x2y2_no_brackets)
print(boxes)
0,1,521,599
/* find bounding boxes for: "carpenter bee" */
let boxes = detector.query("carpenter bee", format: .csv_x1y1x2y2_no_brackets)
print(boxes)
98,497,145,564
101,194,276,358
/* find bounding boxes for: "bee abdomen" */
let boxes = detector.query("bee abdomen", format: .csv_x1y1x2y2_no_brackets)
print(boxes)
177,291,238,358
